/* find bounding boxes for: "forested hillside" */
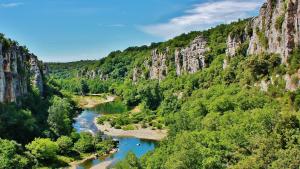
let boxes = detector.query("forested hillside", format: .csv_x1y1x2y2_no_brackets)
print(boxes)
48,0,300,168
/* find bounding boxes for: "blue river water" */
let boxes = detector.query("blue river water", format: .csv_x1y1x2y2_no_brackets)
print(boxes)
73,110,156,169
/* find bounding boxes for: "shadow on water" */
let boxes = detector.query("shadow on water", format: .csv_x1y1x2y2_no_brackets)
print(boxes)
73,101,157,169
91,101,128,114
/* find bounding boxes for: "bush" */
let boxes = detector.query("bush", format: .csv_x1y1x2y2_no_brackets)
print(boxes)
26,138,58,162
275,14,285,31
122,125,136,131
56,136,73,154
0,139,30,169
74,132,94,153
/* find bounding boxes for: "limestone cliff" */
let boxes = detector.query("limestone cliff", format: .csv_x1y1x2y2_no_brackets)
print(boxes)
143,36,209,81
0,42,44,103
247,0,300,64
175,36,209,75
77,69,108,80
148,48,168,81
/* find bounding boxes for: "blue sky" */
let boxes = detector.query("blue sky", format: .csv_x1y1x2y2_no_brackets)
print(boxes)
0,0,264,62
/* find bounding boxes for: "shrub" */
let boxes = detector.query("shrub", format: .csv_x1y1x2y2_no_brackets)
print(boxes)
275,14,285,31
56,136,73,154
26,138,58,162
74,132,94,153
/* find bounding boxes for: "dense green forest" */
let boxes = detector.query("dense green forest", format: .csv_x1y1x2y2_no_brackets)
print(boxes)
45,17,300,169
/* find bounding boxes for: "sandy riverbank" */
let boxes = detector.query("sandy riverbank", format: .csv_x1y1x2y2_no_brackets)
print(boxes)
74,95,115,109
68,149,117,169
94,120,167,141
68,154,96,169
90,160,113,169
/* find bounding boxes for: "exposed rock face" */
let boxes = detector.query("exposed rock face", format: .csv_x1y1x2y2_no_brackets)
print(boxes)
0,43,44,103
226,33,247,57
77,69,108,80
284,69,300,91
224,32,247,69
141,36,209,81
175,36,209,75
30,55,44,95
149,49,168,81
247,0,300,63
132,67,140,83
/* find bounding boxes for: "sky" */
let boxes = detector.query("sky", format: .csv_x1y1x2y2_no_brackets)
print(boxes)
0,0,265,62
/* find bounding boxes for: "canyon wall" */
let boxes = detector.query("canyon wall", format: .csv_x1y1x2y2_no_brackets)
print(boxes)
0,43,44,103
143,36,209,81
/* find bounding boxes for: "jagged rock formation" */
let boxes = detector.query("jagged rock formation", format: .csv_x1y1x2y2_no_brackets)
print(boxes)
137,36,209,81
77,69,108,80
175,36,209,75
30,55,44,95
0,43,44,103
148,49,168,81
247,0,300,64
224,32,247,69
226,33,247,57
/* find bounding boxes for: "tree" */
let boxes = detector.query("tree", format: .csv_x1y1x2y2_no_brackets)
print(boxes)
47,96,72,137
74,132,94,153
115,152,141,169
56,136,73,154
26,138,58,162
80,80,89,95
0,139,30,169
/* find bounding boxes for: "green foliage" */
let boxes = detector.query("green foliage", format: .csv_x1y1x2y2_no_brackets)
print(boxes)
95,139,115,156
56,136,73,154
256,27,268,49
74,132,94,153
115,152,142,169
80,80,89,95
47,96,73,137
288,47,300,73
26,138,58,162
275,14,285,31
0,104,38,143
0,139,30,169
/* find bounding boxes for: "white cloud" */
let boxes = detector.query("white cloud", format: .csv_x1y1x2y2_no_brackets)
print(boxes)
0,2,23,8
140,0,264,39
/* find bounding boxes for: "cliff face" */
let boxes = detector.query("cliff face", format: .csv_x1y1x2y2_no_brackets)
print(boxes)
175,36,209,75
148,49,168,81
143,36,209,81
77,69,108,80
0,43,44,103
247,0,300,63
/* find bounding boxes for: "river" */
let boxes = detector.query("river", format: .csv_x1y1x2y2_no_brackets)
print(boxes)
73,109,157,169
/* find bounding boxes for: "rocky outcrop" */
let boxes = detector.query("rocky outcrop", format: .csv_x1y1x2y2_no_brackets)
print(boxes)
175,36,209,75
0,42,44,103
224,32,248,69
284,69,300,91
30,55,44,95
247,0,300,64
77,69,108,80
148,49,168,81
226,32,247,57
139,36,209,81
